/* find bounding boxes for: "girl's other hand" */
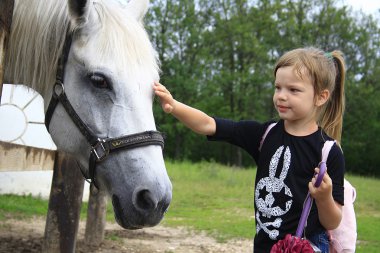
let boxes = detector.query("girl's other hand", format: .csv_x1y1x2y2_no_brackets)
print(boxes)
308,167,333,203
309,167,342,230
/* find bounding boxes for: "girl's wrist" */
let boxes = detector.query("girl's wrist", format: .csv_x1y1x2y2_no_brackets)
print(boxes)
315,194,334,208
169,99,178,114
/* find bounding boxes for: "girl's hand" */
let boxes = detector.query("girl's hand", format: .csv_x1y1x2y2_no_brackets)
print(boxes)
153,81,175,113
153,81,216,136
308,167,333,203
309,167,342,230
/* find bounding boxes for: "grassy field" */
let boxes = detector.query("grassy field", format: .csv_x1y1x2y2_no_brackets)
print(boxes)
0,161,379,252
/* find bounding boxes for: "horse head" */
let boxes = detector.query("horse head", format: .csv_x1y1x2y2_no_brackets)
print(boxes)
20,0,172,229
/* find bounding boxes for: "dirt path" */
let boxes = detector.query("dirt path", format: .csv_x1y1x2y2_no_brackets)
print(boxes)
0,217,253,253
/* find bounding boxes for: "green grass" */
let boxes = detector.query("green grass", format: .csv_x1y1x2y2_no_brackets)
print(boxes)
344,175,380,253
161,161,255,242
0,194,49,220
0,161,379,252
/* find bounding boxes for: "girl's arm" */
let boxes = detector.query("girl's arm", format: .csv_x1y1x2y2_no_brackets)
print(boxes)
153,82,216,136
309,168,342,230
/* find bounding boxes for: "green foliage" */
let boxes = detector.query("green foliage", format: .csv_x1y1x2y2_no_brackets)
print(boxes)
146,0,380,176
344,86,380,176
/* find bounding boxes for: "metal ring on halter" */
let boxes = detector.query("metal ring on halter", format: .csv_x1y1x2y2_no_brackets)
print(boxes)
53,81,65,97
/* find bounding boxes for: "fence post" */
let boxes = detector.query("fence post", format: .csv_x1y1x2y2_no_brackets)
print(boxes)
0,0,14,103
42,152,85,253
85,186,108,246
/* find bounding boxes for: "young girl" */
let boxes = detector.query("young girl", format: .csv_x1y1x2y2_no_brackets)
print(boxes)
154,47,345,253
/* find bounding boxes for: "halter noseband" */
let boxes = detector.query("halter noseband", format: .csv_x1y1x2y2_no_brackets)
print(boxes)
45,32,165,188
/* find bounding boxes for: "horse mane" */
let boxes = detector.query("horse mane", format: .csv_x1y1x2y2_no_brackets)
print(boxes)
5,0,160,98
5,1,69,97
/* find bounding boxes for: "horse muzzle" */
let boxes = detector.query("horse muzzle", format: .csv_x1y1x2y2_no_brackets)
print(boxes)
112,186,172,229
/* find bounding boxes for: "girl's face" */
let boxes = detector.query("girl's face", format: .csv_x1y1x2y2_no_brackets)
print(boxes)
273,66,318,126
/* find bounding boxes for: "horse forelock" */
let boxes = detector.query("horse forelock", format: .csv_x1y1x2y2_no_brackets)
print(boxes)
88,1,160,81
5,0,160,99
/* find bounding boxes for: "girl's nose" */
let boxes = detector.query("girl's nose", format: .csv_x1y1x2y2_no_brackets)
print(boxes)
277,91,287,101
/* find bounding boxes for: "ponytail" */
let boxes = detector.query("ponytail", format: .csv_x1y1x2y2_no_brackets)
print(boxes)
319,51,346,145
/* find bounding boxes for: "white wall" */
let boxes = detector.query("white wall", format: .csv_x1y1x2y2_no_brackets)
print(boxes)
0,84,89,200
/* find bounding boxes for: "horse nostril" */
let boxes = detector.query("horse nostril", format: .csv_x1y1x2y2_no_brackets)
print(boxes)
133,189,158,212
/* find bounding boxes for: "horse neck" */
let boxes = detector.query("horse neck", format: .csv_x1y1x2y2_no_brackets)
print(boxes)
5,0,69,99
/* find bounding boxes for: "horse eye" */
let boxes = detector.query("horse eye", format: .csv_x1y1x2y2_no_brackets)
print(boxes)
89,73,111,89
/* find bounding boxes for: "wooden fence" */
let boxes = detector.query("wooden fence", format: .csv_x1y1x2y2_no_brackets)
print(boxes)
0,141,55,171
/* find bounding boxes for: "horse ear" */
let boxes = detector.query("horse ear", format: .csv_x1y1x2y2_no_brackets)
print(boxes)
127,0,149,21
67,0,92,26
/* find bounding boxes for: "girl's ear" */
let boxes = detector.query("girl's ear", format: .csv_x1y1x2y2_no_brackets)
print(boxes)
316,89,330,107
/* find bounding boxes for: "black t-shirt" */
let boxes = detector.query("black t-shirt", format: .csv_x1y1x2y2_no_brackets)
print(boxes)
208,118,345,253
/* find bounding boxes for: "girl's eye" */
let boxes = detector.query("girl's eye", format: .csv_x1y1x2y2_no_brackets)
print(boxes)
88,73,111,90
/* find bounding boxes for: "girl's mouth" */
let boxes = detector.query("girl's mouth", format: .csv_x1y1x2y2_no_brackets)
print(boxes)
277,105,289,113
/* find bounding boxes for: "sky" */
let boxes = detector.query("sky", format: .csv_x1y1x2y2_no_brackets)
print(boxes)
345,0,380,15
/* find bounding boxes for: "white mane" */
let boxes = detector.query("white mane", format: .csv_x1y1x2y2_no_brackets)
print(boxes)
5,0,160,97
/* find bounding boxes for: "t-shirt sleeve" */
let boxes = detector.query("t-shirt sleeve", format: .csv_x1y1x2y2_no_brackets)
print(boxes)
207,117,269,160
327,144,345,205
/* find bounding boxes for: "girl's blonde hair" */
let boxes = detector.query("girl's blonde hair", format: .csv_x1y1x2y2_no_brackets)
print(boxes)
274,47,346,144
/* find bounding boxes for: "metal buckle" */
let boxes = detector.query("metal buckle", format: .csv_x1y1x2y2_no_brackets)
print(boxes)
91,139,109,161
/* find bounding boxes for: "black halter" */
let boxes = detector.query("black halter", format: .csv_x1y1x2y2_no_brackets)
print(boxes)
45,32,165,188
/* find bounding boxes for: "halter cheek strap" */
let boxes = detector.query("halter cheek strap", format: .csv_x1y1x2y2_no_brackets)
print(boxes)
45,31,165,189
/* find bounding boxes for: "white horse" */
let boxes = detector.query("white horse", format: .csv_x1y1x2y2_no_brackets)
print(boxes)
5,0,172,229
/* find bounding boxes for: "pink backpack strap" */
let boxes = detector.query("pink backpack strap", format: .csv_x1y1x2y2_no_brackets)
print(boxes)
259,122,277,151
321,140,335,163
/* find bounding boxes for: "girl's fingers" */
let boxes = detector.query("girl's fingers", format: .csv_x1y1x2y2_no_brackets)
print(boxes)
153,81,174,113
322,171,332,185
308,181,316,194
154,82,167,91
153,81,164,91
154,85,169,95
154,89,167,97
